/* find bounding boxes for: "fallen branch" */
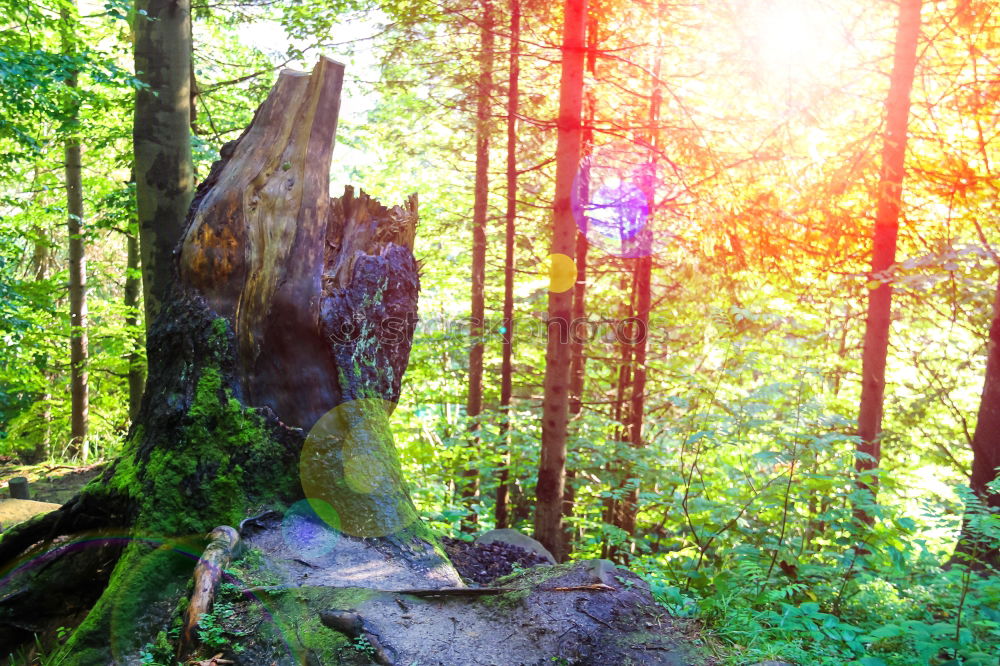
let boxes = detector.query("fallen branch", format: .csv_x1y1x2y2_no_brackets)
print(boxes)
177,526,241,661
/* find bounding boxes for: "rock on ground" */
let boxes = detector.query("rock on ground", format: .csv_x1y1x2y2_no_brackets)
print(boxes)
176,515,709,666
333,560,698,665
0,499,62,532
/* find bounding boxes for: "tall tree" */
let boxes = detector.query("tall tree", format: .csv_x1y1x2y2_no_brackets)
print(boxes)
27,224,53,463
855,0,922,521
956,268,1000,568
560,6,598,557
615,47,661,558
534,0,587,560
496,0,520,530
133,0,194,327
60,0,89,460
462,0,495,530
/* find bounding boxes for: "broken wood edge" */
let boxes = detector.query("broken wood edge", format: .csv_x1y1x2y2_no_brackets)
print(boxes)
177,525,241,662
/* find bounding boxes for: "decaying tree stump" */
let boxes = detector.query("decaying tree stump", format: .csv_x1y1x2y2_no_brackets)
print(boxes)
178,57,418,431
0,56,452,663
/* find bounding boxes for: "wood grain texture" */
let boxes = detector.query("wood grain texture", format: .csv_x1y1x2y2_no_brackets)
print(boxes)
178,57,418,431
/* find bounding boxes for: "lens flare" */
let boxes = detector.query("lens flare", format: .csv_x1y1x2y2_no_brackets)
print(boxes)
548,253,577,293
299,399,417,537
572,142,687,258
281,499,341,559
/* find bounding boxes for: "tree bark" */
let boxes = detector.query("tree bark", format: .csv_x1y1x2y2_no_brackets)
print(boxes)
27,224,52,464
177,526,240,660
535,0,587,562
134,0,194,328
497,0,520,530
463,0,494,531
614,46,662,559
603,271,634,561
855,0,921,522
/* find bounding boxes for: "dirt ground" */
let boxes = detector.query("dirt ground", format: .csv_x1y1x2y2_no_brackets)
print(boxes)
0,461,107,505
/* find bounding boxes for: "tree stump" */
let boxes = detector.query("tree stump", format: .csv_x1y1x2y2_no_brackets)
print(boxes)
0,57,454,663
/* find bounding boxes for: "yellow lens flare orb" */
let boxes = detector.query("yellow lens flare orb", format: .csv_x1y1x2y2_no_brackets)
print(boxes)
299,398,417,538
548,253,577,293
342,452,385,495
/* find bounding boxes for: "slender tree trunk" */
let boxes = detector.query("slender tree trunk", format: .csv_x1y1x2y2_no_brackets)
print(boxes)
603,272,634,560
534,0,587,562
28,227,52,463
61,1,89,461
855,0,921,522
462,0,495,531
496,0,520,530
134,0,194,328
616,47,662,554
125,224,145,422
561,11,598,557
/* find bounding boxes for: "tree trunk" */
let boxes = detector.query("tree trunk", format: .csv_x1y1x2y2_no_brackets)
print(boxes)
61,1,89,462
603,271,634,561
954,272,1000,569
855,0,921,523
0,59,451,662
134,0,194,327
463,0,494,531
497,0,520,531
534,0,588,563
125,225,145,423
614,46,662,559
27,225,53,464
561,12,598,558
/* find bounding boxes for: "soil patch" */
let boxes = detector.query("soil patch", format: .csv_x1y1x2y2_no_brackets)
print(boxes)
441,535,550,585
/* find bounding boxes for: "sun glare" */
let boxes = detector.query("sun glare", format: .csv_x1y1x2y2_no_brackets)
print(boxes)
749,0,849,82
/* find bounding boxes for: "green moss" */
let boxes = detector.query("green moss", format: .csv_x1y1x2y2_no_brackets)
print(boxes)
207,585,380,664
291,613,353,662
99,366,293,536
483,563,574,610
230,546,283,587
53,539,196,664
55,331,298,659
210,316,228,342
275,587,380,664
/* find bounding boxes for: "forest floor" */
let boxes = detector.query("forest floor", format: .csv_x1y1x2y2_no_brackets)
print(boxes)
0,461,716,664
0,459,107,504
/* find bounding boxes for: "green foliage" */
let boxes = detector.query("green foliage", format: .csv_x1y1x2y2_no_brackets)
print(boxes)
350,635,376,658
197,597,246,652
138,631,175,666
